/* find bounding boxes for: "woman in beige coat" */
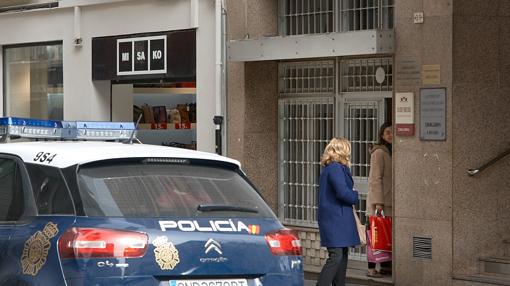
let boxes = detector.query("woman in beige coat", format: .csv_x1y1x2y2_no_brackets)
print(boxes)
366,123,392,278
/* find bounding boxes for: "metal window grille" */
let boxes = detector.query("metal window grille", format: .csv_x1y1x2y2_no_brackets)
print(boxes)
279,0,393,35
279,97,334,226
338,0,394,32
340,58,393,92
381,0,394,29
344,100,380,180
280,61,336,95
281,0,334,36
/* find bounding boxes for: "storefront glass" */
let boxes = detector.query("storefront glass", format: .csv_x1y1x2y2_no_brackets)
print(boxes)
3,42,63,120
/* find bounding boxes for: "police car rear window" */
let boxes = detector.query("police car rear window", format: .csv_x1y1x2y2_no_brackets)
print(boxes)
76,163,274,218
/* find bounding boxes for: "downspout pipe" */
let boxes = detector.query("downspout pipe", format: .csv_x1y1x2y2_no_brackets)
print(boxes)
214,0,224,155
73,6,83,46
221,0,227,155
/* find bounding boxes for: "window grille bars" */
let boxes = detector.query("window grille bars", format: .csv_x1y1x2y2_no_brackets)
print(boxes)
281,0,394,35
282,0,334,36
280,61,336,95
279,97,334,226
344,100,379,180
340,57,393,92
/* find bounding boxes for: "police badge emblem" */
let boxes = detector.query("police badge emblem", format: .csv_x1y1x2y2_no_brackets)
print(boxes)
153,236,180,270
21,222,59,276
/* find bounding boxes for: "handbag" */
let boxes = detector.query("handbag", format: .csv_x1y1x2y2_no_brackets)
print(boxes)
366,229,392,263
369,210,392,251
352,207,366,246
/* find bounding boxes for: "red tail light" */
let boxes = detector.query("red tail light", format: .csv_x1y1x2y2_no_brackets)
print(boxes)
265,229,302,256
58,228,148,259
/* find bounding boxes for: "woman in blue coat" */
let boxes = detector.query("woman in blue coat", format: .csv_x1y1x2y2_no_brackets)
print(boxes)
316,138,360,286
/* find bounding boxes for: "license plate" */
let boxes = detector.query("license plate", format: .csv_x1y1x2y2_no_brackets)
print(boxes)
169,279,249,286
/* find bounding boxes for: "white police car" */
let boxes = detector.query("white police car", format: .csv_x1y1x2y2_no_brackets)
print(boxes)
0,117,303,286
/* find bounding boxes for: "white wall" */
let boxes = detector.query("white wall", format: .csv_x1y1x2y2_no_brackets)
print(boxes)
111,84,132,121
0,0,218,153
196,0,216,152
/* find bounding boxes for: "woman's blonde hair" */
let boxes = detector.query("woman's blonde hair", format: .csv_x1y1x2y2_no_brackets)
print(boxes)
320,138,351,167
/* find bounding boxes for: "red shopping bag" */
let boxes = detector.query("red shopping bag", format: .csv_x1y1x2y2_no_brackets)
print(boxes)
366,229,392,263
369,213,392,251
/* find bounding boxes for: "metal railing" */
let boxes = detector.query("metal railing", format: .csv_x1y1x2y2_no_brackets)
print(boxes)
467,146,510,176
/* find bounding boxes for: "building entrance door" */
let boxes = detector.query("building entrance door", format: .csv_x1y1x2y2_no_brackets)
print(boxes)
337,93,391,260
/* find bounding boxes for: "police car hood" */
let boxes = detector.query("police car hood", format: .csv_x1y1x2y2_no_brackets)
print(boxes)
0,141,239,168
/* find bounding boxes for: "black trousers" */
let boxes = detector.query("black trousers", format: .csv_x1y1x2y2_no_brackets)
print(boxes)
316,247,349,286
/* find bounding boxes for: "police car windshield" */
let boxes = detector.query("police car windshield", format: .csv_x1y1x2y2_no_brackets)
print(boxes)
76,162,274,218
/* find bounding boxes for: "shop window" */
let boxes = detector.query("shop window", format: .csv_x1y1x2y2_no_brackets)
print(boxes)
3,42,63,120
131,84,197,149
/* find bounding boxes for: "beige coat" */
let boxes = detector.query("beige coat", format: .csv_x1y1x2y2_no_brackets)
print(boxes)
367,145,392,216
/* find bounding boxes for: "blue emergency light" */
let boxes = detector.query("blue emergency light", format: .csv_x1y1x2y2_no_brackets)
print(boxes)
0,117,62,140
62,121,136,141
0,117,137,142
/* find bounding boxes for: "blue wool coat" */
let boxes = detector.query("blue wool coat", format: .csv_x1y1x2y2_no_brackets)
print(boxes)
317,162,360,247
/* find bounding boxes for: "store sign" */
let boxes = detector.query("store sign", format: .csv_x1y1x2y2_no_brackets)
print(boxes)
117,35,167,76
395,92,415,136
420,88,446,141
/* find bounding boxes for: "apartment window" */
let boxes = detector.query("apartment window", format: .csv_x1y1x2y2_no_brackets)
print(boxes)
340,57,393,92
280,0,394,35
3,42,63,120
281,0,334,36
280,60,335,94
278,60,335,226
279,97,334,226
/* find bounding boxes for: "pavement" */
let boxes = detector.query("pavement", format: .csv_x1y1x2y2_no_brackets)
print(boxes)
304,280,362,286
303,260,393,286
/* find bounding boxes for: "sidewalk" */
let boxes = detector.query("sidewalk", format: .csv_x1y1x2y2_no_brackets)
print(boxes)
304,280,362,286
304,260,393,286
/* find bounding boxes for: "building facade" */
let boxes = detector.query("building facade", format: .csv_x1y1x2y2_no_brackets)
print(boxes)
227,0,510,285
0,0,508,285
0,0,224,153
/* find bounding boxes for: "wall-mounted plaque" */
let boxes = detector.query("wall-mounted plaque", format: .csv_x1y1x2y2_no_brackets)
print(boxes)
395,92,415,136
420,88,446,141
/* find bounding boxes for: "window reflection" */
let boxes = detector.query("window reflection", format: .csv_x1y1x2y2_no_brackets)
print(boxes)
3,43,63,120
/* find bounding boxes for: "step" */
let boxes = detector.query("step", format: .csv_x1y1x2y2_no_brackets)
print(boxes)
454,274,510,286
481,257,510,276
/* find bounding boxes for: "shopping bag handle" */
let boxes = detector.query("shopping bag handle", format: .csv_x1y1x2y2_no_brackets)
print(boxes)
375,208,385,217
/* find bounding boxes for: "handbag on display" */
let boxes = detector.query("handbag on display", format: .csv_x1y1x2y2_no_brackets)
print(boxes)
133,105,144,123
177,104,190,124
141,104,155,124
352,207,366,246
188,103,196,123
366,229,392,263
152,106,167,124
168,109,181,124
369,210,392,251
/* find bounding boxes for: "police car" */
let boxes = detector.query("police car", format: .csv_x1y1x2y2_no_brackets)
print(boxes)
0,118,303,286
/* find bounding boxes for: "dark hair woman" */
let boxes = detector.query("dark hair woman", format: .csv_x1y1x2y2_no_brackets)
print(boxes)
366,123,392,278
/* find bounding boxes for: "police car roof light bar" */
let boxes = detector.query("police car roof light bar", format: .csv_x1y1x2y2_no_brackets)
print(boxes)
0,117,137,142
62,121,136,141
0,117,63,142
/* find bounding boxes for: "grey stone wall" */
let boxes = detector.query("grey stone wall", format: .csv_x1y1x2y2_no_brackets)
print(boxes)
393,0,454,285
226,0,279,212
451,0,510,276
